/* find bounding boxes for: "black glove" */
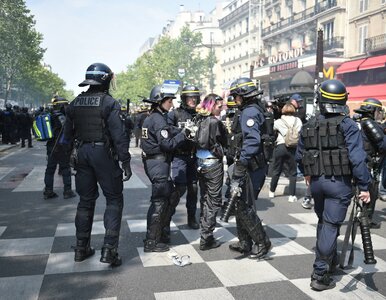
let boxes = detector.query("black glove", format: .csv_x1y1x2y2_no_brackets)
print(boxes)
121,160,132,182
232,161,247,186
181,127,191,138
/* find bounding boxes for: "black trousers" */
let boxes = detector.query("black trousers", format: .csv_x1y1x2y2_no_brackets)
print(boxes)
75,144,123,247
270,144,297,196
143,157,178,241
198,161,224,240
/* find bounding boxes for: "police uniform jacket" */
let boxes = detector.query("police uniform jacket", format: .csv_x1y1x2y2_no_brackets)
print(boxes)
64,91,130,162
141,107,186,156
238,103,265,167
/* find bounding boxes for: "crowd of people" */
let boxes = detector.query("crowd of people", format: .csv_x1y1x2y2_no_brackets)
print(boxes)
1,62,385,292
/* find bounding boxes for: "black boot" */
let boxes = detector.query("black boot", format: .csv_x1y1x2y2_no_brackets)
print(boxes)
199,237,221,251
187,214,199,229
310,273,336,291
100,244,122,266
144,240,169,252
248,236,271,259
43,188,58,200
72,240,95,262
160,227,170,244
63,189,77,199
229,240,252,254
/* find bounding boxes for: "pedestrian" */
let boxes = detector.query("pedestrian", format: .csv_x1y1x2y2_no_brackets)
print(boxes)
141,84,191,252
167,85,201,229
64,63,132,266
296,79,371,291
227,77,272,259
43,96,76,200
269,103,302,202
195,93,228,250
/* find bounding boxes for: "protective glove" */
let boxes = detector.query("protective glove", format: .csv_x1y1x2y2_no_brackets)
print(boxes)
181,127,192,139
121,160,132,182
233,161,247,180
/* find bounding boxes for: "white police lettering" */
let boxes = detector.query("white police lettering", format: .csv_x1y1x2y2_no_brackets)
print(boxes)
246,119,255,127
161,130,169,138
73,96,101,106
142,128,148,139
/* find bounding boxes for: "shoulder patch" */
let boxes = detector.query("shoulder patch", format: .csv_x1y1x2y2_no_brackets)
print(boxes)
141,128,148,139
161,129,169,138
246,119,255,127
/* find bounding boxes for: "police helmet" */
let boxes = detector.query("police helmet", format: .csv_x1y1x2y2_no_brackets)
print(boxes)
354,98,383,115
318,79,348,114
146,85,176,105
51,96,69,111
229,77,262,99
181,85,200,103
226,95,237,107
79,63,114,87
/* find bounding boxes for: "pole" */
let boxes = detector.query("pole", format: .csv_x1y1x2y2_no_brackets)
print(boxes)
210,32,214,93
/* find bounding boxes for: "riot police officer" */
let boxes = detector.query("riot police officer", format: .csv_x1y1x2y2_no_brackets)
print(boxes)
227,78,272,260
167,85,200,229
141,84,190,252
296,79,371,291
44,96,76,200
64,63,132,266
353,98,386,228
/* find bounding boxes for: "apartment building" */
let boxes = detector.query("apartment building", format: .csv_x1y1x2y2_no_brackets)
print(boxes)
336,0,386,108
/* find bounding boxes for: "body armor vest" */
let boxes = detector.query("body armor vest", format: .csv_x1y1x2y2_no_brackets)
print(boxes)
73,92,106,142
302,115,351,176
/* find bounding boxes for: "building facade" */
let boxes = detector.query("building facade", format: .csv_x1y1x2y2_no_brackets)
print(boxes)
337,0,386,110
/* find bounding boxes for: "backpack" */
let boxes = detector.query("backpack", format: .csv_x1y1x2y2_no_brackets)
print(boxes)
281,118,299,148
33,113,53,141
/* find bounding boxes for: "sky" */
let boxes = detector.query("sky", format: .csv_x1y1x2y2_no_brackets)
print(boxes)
25,0,222,95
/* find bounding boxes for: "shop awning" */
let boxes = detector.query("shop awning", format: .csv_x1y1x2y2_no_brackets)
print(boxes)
358,54,386,71
347,84,386,101
336,58,366,74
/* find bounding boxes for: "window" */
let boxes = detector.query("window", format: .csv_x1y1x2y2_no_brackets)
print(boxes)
324,21,334,45
359,0,369,13
246,17,249,33
358,24,368,53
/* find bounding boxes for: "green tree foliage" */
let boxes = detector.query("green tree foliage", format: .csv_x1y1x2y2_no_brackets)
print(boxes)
0,0,72,107
113,27,213,105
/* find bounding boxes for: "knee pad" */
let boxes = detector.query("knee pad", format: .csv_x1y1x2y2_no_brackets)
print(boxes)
152,180,172,201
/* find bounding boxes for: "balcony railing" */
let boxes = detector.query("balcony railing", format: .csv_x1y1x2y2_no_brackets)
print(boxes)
219,2,249,28
365,34,386,53
303,36,344,55
262,0,337,37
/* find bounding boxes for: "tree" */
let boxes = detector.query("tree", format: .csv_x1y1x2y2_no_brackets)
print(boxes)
0,0,45,103
113,26,214,105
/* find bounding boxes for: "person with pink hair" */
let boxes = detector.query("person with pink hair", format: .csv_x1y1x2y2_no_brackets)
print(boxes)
195,94,228,250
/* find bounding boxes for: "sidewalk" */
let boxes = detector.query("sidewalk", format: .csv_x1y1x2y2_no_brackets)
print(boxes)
0,144,17,152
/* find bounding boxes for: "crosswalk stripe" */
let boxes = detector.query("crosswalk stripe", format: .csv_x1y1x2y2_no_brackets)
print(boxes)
0,167,15,181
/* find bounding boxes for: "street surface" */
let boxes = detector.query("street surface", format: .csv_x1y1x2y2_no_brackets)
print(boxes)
0,142,385,300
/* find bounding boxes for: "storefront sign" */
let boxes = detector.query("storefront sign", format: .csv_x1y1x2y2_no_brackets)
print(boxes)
270,60,298,73
255,47,304,69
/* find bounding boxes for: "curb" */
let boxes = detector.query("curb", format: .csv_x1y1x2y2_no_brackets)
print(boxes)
0,144,17,152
